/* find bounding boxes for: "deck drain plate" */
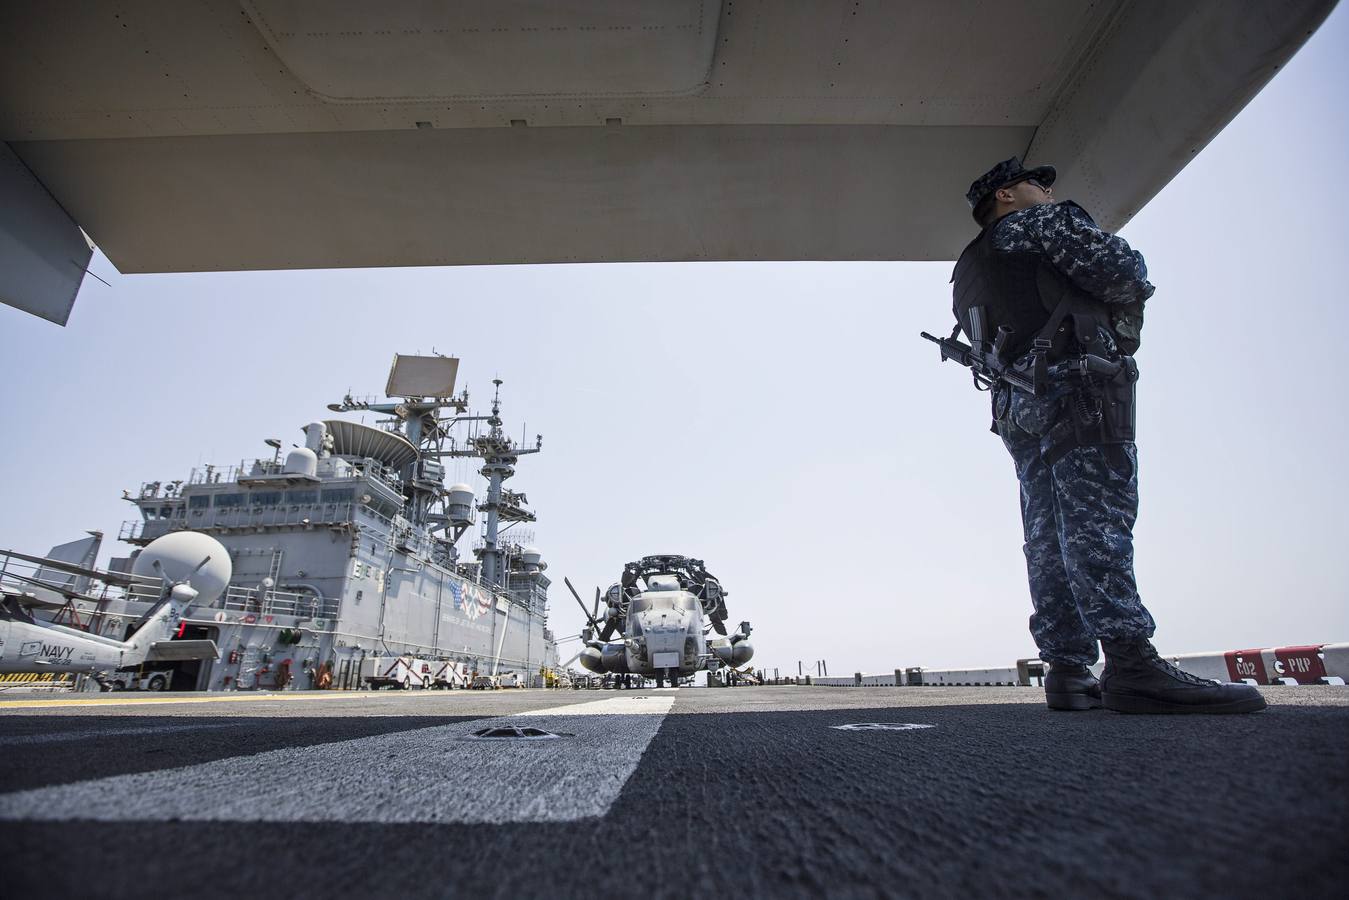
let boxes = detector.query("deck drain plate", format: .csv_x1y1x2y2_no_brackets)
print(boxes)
830,723,935,732
467,726,572,740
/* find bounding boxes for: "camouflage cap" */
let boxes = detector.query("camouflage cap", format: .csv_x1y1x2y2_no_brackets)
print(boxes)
966,157,1056,221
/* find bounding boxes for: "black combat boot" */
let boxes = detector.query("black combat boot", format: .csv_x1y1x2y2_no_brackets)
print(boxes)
1044,664,1102,711
1100,640,1267,714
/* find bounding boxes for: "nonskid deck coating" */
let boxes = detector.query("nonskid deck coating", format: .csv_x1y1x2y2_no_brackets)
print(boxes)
1,686,1346,898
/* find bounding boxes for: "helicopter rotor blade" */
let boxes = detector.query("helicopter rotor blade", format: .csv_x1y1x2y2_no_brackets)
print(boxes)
564,577,598,625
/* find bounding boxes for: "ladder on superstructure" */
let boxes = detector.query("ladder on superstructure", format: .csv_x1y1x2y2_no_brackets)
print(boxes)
265,549,284,600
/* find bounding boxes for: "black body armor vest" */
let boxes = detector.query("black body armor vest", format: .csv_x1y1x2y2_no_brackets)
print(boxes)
951,223,1109,362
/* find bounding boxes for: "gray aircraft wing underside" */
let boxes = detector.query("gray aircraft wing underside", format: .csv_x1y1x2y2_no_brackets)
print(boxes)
0,0,1337,324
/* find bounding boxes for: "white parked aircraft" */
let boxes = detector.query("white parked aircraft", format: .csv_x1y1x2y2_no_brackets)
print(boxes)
571,554,753,688
0,532,230,682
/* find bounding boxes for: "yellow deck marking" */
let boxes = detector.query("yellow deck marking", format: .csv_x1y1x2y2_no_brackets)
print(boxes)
0,690,500,710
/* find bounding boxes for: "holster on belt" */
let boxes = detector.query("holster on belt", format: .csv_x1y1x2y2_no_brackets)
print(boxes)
1044,361,1138,467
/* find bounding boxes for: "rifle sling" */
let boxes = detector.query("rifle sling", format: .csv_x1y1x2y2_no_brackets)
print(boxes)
1030,292,1073,355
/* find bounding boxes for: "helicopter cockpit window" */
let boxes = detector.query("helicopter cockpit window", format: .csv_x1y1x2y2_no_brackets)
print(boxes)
631,592,698,614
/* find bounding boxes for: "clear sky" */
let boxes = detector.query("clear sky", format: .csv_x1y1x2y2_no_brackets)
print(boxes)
3,7,1347,677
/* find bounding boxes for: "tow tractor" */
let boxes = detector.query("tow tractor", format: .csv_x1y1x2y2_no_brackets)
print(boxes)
105,667,176,692
362,655,433,690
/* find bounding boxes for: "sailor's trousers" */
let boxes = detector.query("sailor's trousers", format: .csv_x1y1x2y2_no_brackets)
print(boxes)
996,384,1156,667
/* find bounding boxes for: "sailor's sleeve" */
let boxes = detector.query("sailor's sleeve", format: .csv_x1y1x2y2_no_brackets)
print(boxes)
1028,202,1155,305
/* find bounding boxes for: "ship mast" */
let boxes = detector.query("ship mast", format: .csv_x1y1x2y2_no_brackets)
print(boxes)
440,379,542,588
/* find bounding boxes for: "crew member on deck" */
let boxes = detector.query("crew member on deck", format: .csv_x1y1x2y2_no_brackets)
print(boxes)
948,157,1264,714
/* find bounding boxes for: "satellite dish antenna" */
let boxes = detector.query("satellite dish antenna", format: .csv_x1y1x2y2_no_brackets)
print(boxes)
327,403,344,412
264,438,281,449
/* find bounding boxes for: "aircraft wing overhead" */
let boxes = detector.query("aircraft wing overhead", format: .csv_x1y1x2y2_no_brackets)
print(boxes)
0,0,1337,323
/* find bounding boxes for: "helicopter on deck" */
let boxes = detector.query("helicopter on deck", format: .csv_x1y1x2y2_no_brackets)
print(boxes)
0,531,228,684
568,554,753,688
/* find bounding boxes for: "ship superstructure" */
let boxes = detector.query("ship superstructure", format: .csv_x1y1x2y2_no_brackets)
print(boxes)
94,354,557,691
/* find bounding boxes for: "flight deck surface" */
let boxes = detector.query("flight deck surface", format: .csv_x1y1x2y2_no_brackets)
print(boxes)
2,686,1346,897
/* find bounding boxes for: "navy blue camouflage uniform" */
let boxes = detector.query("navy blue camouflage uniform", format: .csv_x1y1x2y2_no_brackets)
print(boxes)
987,201,1156,667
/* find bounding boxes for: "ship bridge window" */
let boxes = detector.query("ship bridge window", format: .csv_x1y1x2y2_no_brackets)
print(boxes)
216,493,245,508
361,498,399,518
287,489,319,504
321,488,355,504
252,491,283,506
188,494,210,509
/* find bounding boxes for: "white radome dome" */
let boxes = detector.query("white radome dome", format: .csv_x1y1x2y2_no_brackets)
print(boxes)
284,446,318,477
132,531,233,606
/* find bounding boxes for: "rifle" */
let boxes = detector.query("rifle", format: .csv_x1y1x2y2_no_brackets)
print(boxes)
921,311,1046,396
921,324,1137,397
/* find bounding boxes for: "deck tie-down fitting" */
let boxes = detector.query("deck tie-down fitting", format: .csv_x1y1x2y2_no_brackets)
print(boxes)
467,725,571,740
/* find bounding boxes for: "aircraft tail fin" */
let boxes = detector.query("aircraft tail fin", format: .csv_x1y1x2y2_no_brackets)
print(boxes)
121,592,190,667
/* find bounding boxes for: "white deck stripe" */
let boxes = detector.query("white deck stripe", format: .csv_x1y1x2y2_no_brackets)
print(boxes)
0,695,675,824
515,695,676,716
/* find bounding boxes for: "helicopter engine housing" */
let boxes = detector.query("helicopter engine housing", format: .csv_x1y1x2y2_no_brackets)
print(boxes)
711,638,754,667
579,642,628,674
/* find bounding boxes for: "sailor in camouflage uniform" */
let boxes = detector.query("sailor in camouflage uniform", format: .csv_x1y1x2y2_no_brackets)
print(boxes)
952,158,1264,714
